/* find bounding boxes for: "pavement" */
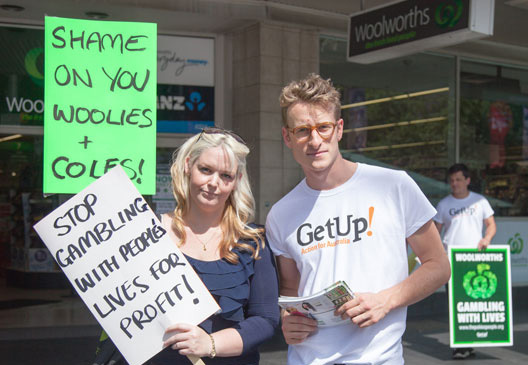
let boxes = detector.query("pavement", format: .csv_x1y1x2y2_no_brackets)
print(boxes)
0,289,527,365
1,310,527,365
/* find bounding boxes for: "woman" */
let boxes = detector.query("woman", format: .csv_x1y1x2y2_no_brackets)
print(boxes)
151,127,279,364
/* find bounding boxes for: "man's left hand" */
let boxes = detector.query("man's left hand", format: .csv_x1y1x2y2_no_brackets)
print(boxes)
478,238,489,251
334,292,391,328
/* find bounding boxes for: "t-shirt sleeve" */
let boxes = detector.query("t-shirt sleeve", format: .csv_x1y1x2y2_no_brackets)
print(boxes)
481,197,494,219
265,208,292,258
234,240,280,354
433,201,444,224
399,171,437,238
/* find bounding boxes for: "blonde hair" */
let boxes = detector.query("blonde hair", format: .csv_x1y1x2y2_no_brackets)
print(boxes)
280,73,341,126
170,130,263,263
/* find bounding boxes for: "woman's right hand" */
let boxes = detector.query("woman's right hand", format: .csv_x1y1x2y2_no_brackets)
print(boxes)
163,323,213,358
281,309,318,344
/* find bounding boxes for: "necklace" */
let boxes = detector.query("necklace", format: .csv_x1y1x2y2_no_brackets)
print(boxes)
189,227,219,251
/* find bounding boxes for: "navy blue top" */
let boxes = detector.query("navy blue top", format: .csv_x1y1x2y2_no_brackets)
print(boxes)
150,234,279,365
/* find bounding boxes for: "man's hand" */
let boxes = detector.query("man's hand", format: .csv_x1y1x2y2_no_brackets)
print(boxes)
281,309,318,344
334,291,391,328
478,238,490,251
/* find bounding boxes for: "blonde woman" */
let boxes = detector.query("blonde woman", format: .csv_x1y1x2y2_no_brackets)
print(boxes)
151,127,279,365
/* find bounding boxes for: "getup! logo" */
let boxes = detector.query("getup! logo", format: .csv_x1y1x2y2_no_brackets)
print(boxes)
435,0,463,28
295,207,375,255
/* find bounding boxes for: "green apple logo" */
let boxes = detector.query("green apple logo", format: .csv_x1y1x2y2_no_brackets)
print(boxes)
25,47,44,87
508,233,523,255
462,263,497,299
435,0,463,28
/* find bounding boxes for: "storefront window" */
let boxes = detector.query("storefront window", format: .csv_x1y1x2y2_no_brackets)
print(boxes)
0,27,44,126
320,35,456,206
460,60,528,216
0,134,59,274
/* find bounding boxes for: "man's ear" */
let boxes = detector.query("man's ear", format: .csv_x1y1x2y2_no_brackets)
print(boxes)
282,126,292,149
336,118,344,142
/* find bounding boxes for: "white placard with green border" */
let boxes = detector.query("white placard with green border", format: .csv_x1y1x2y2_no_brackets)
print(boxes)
448,245,513,347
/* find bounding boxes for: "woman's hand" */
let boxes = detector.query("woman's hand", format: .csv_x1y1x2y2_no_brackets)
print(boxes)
163,323,213,358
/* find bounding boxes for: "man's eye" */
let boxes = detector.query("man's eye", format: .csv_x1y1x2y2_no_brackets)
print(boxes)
296,127,309,134
318,125,331,132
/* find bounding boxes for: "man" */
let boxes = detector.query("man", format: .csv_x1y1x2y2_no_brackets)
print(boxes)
433,163,496,360
265,74,451,365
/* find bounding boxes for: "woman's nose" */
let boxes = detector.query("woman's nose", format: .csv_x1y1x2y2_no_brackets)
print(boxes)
208,173,219,187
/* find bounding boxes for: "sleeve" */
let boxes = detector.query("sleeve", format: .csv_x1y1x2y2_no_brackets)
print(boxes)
433,201,444,224
481,197,494,219
399,171,437,238
234,238,280,354
265,207,292,258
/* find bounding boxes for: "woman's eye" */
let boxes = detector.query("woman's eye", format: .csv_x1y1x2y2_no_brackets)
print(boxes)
199,167,211,173
222,173,233,180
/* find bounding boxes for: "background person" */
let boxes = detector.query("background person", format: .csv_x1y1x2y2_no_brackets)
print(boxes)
434,162,496,360
265,73,451,365
434,163,496,252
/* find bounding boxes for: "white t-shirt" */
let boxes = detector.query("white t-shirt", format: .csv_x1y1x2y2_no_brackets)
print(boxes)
266,163,436,365
433,191,494,248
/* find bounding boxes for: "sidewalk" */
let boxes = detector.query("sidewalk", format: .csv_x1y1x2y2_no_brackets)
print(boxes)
0,290,527,364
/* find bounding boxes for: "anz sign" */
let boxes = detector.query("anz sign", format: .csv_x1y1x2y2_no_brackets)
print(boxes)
156,86,214,133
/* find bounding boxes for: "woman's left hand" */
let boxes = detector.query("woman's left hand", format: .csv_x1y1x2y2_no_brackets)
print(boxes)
163,323,212,357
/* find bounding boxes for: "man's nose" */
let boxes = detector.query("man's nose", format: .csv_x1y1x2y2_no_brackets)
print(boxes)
308,128,322,146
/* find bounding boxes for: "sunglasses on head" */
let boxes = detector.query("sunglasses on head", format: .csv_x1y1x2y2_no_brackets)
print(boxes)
197,127,247,145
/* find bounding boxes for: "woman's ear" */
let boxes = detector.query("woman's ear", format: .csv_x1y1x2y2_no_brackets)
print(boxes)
184,156,191,175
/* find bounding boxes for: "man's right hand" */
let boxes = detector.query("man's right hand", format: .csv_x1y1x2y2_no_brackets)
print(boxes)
281,309,318,344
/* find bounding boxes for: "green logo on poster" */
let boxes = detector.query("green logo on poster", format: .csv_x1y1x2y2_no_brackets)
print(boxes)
435,0,463,28
462,263,497,299
508,233,523,254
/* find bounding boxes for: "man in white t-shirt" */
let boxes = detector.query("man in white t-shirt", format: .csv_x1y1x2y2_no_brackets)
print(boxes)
433,163,496,360
265,74,451,365
434,163,496,250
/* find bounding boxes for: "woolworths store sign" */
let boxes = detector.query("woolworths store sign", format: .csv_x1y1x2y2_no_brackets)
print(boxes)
348,0,494,64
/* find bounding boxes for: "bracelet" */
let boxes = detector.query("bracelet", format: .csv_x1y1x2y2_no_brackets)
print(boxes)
208,333,216,358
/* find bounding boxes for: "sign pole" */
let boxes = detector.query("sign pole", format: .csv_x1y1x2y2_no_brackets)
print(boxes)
187,355,205,365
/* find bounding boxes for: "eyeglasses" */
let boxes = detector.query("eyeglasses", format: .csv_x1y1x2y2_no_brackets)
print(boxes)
197,127,247,145
287,122,337,141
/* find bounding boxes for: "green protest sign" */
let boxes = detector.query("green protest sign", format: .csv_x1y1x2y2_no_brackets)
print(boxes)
448,246,513,347
44,16,157,194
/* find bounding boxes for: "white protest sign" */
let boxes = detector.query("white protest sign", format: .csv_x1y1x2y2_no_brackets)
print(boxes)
34,166,219,365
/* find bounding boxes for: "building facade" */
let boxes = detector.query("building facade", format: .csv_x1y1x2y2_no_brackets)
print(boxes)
1,0,527,288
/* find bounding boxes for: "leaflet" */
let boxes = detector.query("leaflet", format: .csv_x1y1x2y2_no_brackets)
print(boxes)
278,280,354,327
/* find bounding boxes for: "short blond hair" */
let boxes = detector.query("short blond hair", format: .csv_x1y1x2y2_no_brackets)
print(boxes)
279,73,341,126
